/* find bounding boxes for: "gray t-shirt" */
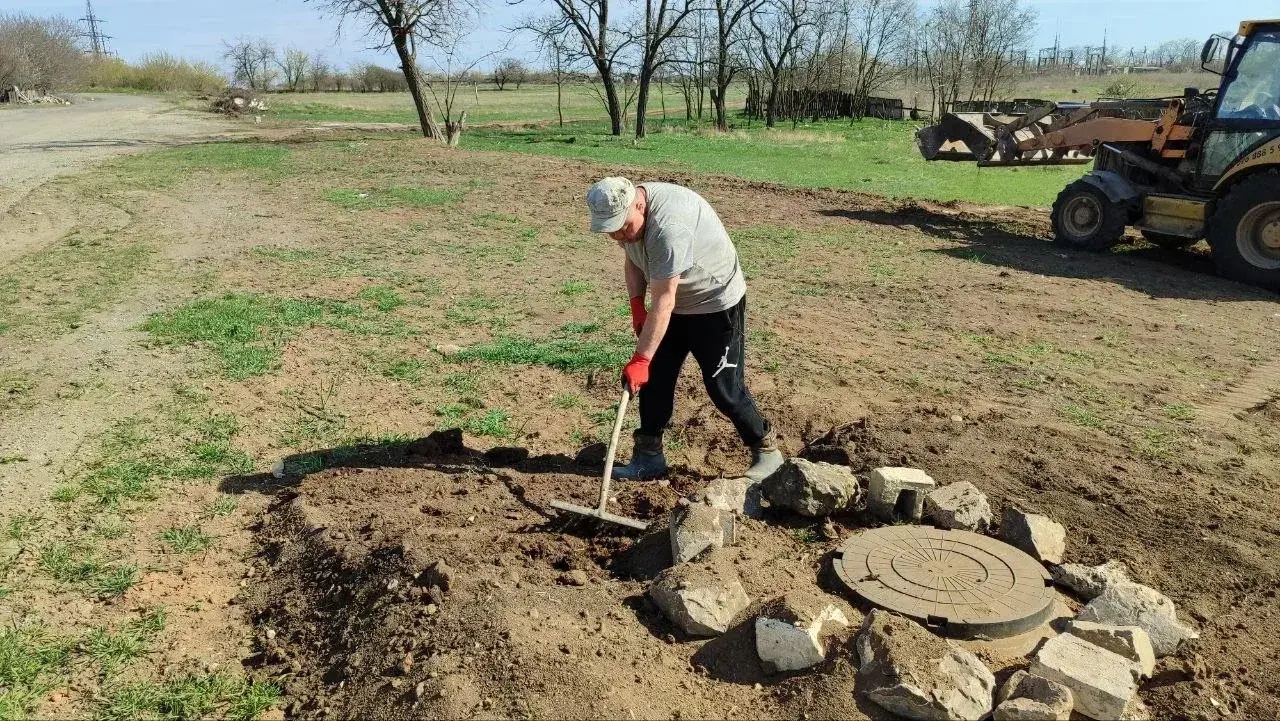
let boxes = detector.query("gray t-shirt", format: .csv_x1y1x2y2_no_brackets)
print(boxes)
624,182,746,315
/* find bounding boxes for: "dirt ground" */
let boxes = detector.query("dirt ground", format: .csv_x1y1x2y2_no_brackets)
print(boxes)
2,128,1279,720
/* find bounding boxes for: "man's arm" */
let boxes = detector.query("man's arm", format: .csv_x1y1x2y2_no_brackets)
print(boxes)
635,275,679,357
624,255,647,300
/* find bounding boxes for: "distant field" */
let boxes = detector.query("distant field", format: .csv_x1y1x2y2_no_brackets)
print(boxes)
269,84,744,126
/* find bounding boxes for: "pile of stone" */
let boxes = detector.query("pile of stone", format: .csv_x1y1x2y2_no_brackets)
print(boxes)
211,87,269,115
646,446,1198,720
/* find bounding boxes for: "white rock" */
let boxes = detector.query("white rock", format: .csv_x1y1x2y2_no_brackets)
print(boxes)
1068,620,1156,679
648,556,750,637
754,592,849,672
669,503,736,564
699,476,764,518
867,467,936,522
856,609,995,720
1001,508,1066,564
924,482,993,532
1052,561,1130,600
761,458,861,517
993,671,1073,721
1030,634,1140,720
1078,581,1198,657
271,458,286,478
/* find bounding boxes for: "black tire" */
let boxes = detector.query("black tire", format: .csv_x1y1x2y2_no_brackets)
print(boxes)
1050,179,1127,251
1208,170,1280,293
1140,230,1198,250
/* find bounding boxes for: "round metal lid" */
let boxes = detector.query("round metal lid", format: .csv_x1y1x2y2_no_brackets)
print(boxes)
833,526,1056,639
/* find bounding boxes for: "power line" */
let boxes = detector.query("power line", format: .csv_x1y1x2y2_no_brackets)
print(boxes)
79,0,112,59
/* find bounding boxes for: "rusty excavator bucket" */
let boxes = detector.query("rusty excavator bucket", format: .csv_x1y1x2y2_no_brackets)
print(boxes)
916,104,1094,166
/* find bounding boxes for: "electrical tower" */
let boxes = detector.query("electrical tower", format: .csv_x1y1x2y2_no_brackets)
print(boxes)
79,0,112,58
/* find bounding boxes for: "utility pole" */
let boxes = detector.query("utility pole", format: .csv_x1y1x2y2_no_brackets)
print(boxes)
79,0,112,59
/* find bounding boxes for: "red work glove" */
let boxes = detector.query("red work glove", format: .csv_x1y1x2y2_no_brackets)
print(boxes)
629,296,648,337
622,353,650,394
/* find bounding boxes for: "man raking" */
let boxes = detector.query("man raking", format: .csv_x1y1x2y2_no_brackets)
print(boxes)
586,177,783,482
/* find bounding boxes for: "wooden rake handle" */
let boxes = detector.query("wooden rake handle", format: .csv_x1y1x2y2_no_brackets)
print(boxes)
597,388,631,513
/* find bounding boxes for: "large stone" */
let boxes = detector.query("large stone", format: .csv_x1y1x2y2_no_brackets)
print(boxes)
649,555,750,637
1051,560,1130,600
669,502,736,564
1068,621,1155,679
1030,634,1140,720
1078,581,1198,657
1000,508,1066,564
868,467,936,522
993,671,1073,721
924,482,993,532
754,592,850,672
762,458,860,517
856,609,995,720
698,476,764,518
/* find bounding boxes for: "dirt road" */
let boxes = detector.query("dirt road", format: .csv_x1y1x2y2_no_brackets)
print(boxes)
0,93,240,263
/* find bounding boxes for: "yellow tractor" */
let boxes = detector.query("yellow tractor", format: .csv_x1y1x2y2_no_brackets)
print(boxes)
917,19,1280,291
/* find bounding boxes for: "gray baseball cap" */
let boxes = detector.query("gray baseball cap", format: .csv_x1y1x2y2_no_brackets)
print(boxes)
586,176,636,233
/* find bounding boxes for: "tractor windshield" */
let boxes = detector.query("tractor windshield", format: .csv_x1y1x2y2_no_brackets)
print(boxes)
1218,30,1280,120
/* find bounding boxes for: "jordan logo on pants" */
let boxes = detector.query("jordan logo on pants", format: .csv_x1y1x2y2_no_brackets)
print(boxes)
713,344,738,378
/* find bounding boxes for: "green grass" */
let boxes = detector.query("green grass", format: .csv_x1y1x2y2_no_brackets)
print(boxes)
0,241,153,338
559,280,593,297
0,626,73,721
1058,403,1107,430
357,285,405,312
323,187,462,211
84,609,166,673
159,526,215,554
141,293,335,379
7,513,40,541
202,496,239,519
39,542,137,598
455,334,630,371
462,118,1088,207
113,143,290,189
95,673,279,721
553,393,583,409
1163,403,1196,421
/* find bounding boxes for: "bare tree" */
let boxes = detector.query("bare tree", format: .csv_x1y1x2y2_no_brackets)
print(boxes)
278,46,312,91
223,37,279,89
308,55,333,91
710,0,762,130
530,0,634,136
750,0,811,127
422,34,506,144
491,57,527,89
528,15,578,126
0,13,86,92
846,0,913,117
306,0,467,139
633,0,698,138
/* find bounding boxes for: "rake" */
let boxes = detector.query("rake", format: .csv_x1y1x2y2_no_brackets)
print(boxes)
550,388,649,531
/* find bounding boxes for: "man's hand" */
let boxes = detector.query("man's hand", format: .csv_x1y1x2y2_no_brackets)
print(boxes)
622,353,650,394
629,296,648,337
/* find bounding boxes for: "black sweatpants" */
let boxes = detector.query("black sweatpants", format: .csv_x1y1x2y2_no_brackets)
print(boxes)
638,296,770,446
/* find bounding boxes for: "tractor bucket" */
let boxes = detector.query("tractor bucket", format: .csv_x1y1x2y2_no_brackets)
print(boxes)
916,112,995,161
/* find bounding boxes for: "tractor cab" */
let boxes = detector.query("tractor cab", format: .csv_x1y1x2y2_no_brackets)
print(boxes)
1195,20,1280,190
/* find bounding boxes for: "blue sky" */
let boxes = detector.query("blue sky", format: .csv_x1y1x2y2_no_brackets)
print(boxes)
4,0,1273,71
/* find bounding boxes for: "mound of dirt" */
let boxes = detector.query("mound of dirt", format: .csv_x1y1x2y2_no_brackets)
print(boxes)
240,440,872,720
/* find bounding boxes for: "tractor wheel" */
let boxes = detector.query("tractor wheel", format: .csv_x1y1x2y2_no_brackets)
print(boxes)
1209,170,1280,293
1140,230,1198,250
1051,179,1127,251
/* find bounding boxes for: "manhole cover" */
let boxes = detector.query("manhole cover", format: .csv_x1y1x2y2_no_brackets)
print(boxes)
833,526,1055,639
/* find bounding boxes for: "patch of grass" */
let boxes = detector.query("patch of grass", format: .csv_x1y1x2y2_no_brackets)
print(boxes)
1163,403,1196,421
455,334,630,372
1058,403,1106,430
560,321,602,334
159,526,214,554
445,295,501,326
96,673,279,721
868,261,897,282
0,241,153,338
93,516,131,540
78,460,161,507
0,626,73,721
1137,428,1179,461
553,394,582,409
381,358,428,384
356,285,405,312
114,143,290,189
323,186,463,211
39,542,137,597
91,565,139,598
84,608,166,673
6,513,40,541
141,293,337,379
464,409,516,439
559,280,593,297
250,246,319,263
202,496,239,519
